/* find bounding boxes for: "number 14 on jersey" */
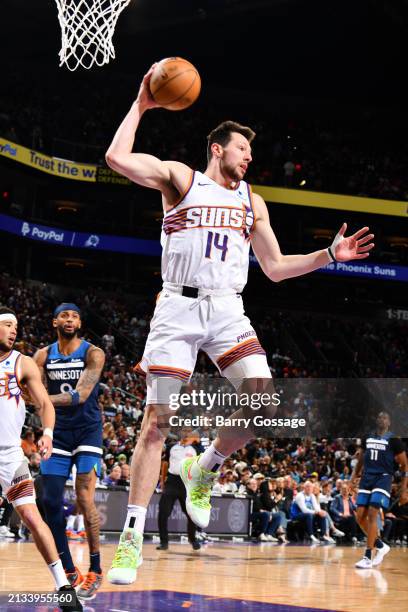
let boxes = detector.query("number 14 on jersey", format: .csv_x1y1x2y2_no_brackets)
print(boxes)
205,231,228,262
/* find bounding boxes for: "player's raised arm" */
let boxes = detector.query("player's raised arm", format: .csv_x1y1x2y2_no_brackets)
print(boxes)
105,64,191,200
19,355,55,460
251,193,375,282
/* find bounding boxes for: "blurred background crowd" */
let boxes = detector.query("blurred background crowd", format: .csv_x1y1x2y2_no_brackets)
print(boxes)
2,70,408,201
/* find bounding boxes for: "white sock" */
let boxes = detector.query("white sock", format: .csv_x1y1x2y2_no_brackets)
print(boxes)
125,505,146,534
66,515,76,531
48,559,70,589
76,514,85,531
198,444,227,472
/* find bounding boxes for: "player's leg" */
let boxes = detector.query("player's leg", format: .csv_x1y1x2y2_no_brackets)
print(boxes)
108,287,200,578
75,469,102,600
210,355,274,455
108,372,181,584
191,295,273,465
0,453,81,611
369,479,392,566
356,504,369,535
366,506,380,550
15,502,68,575
41,430,83,586
355,476,391,567
15,503,83,611
180,352,273,528
73,424,103,600
42,474,81,576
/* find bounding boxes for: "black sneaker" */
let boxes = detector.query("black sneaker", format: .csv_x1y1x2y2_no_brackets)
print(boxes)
191,540,201,550
156,543,169,550
58,585,83,611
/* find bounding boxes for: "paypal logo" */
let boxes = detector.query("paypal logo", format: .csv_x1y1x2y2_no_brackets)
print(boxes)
21,222,31,236
0,142,17,157
21,221,64,243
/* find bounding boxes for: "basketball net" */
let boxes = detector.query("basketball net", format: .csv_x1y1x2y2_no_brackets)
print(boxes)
55,0,132,71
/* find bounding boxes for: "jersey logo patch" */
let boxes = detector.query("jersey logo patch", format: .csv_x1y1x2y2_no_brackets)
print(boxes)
0,372,21,405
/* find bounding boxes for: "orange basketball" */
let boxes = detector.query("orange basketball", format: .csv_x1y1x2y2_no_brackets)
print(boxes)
150,57,201,111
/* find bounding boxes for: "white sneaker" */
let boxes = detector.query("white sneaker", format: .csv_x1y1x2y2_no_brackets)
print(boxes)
372,543,390,567
355,556,373,569
332,528,345,537
0,526,14,538
323,535,336,544
310,535,320,544
266,534,278,542
278,534,288,544
180,455,217,529
258,533,268,542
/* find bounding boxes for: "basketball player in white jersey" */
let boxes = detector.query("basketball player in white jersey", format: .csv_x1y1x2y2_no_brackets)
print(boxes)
0,307,82,611
105,65,375,584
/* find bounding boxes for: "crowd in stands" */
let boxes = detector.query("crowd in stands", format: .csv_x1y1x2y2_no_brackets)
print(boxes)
1,273,407,544
2,71,408,201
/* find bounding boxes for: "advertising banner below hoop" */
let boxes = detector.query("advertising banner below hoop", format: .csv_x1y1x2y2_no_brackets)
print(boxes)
0,137,97,182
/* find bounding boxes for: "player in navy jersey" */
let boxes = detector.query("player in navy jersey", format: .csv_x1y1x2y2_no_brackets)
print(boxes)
34,303,105,600
351,411,407,569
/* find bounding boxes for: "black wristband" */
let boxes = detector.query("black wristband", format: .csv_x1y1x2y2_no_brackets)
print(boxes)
328,246,336,262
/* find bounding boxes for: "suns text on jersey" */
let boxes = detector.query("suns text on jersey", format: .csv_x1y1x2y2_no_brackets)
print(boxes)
185,206,253,230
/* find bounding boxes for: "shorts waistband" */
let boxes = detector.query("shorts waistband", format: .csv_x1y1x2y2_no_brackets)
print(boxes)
163,282,240,298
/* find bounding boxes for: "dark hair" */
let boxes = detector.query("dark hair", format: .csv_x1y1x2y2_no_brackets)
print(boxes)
0,307,17,317
207,120,256,163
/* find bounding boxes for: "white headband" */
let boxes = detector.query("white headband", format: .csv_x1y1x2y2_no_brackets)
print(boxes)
0,314,18,324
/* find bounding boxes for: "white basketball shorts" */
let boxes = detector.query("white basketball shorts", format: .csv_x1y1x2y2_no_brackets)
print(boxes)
135,284,269,385
0,446,35,507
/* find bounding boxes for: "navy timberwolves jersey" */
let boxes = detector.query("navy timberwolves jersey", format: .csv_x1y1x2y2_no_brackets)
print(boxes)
362,432,405,476
45,340,100,428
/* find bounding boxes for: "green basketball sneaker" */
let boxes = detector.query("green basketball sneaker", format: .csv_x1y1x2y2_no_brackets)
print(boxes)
107,529,143,585
180,455,217,528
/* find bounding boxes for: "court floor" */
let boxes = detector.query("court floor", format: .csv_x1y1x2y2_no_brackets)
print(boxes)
0,538,407,611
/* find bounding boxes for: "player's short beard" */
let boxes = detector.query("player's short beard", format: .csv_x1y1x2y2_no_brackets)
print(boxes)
0,339,13,353
58,327,79,340
220,158,240,182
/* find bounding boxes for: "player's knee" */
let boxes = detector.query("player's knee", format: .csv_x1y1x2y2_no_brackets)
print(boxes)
42,488,63,513
42,491,59,512
356,507,366,522
368,506,379,520
144,419,167,444
17,504,42,531
76,488,92,511
141,405,170,443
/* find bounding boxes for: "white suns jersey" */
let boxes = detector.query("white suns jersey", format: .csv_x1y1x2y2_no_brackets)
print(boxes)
161,170,255,292
0,350,26,447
